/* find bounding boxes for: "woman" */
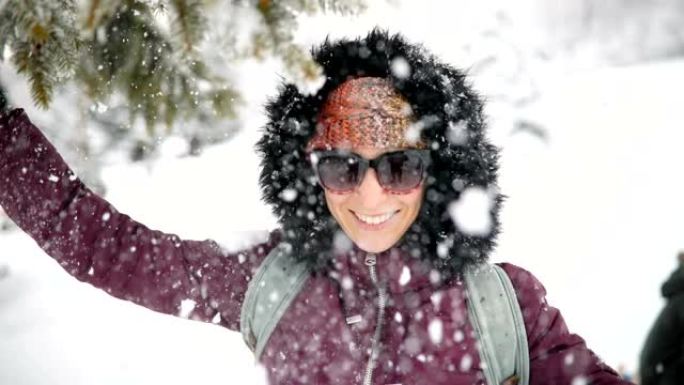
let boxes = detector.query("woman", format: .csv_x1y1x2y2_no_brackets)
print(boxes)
0,30,631,384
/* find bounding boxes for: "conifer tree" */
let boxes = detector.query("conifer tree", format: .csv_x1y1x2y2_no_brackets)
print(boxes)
0,0,366,159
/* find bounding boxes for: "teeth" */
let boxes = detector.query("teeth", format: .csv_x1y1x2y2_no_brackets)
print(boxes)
354,211,397,225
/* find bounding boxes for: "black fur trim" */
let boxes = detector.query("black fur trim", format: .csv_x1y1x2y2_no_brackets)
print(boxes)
256,29,502,279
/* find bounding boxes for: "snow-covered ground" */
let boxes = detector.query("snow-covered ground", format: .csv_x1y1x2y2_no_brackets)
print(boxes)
2,1,683,383
495,58,684,374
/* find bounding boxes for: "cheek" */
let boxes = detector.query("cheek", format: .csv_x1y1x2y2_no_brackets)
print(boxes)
386,184,423,196
399,189,425,213
323,190,348,215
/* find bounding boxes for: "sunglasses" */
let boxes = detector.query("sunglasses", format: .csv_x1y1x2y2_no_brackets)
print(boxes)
309,149,431,193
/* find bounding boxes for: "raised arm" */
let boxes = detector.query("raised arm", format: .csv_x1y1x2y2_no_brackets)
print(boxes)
0,108,279,331
500,263,634,385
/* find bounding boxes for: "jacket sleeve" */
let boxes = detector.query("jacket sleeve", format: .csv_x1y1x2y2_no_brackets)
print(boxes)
499,263,634,385
0,108,280,331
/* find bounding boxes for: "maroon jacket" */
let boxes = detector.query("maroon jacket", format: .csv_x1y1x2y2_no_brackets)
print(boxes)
0,108,632,384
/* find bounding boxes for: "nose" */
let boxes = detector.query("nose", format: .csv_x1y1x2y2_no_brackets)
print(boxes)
355,168,387,208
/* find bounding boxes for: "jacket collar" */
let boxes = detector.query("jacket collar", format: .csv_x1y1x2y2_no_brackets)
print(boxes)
328,245,451,295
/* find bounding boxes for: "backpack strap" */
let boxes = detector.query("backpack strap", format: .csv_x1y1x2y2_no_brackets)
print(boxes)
239,243,311,360
464,263,530,385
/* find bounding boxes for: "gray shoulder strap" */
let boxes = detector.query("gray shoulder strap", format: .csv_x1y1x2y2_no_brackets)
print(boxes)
239,243,310,360
464,263,530,385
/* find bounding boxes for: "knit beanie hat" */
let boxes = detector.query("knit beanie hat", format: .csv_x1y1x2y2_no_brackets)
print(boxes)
306,77,426,151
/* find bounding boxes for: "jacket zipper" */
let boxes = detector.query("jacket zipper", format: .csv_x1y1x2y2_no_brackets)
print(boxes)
363,253,387,385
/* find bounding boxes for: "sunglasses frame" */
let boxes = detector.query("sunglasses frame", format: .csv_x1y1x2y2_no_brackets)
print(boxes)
309,149,432,193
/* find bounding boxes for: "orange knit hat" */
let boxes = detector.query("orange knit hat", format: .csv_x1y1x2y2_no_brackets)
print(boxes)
306,77,426,151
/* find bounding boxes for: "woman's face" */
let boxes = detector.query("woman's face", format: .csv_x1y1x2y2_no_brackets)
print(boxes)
323,146,425,253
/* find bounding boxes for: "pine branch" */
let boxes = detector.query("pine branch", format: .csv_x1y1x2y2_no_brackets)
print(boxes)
79,0,238,135
169,0,205,51
252,0,327,83
11,41,53,108
0,0,368,163
1,0,80,107
83,0,122,31
317,0,366,15
86,0,102,29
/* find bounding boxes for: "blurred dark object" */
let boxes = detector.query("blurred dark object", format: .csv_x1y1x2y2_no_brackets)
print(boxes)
511,120,550,144
0,264,9,280
639,252,684,385
0,83,8,114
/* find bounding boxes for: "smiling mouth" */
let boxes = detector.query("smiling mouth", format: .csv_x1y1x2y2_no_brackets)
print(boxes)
351,210,399,225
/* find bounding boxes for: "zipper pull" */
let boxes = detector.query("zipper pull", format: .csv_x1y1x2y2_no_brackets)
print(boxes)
364,254,377,266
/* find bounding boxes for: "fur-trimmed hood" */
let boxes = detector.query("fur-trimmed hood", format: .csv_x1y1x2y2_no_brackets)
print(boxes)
256,30,502,278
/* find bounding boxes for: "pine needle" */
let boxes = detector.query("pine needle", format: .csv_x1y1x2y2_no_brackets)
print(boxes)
170,0,205,52
85,0,101,30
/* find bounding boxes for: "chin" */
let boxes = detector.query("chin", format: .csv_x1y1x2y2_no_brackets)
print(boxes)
352,236,397,254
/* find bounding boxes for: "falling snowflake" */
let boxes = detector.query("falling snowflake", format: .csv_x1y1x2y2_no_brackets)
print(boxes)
428,319,443,344
430,292,443,308
399,265,411,286
212,313,221,324
294,71,326,96
448,187,494,236
459,353,473,371
564,353,575,366
429,270,441,285
341,276,354,290
447,121,469,145
453,329,464,343
279,188,298,202
334,231,353,253
178,299,196,318
391,56,411,79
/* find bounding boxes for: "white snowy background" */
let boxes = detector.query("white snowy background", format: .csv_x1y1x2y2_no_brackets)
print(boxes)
2,0,683,383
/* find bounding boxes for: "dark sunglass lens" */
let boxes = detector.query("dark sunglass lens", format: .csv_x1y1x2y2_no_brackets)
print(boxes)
377,152,425,191
317,155,361,191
